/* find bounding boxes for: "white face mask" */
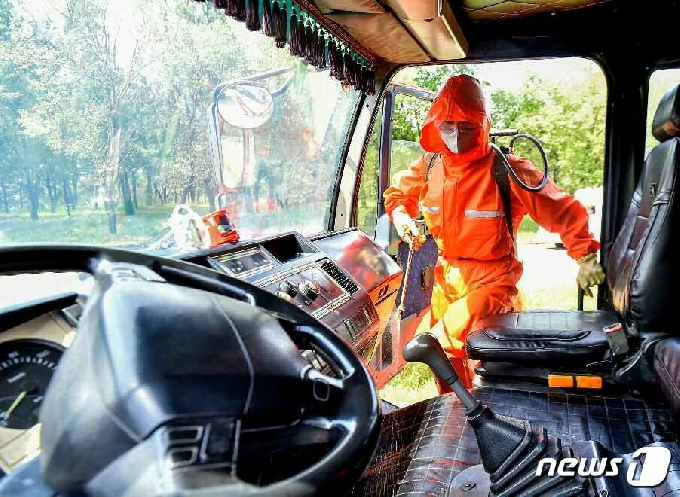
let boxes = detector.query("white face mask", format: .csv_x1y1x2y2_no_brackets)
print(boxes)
440,129,459,154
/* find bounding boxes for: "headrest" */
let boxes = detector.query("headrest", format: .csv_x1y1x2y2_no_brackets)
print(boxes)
652,84,680,142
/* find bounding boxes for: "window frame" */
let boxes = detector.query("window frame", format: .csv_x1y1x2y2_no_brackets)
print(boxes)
351,81,435,239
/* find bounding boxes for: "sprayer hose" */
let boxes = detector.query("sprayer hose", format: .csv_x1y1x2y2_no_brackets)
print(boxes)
491,133,549,192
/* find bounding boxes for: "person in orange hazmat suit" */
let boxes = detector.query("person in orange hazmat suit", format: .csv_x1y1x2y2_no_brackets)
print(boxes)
383,75,605,390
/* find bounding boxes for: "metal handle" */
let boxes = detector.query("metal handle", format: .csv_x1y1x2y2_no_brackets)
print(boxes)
403,333,480,414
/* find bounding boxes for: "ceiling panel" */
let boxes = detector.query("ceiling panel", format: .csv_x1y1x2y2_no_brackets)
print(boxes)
460,0,614,21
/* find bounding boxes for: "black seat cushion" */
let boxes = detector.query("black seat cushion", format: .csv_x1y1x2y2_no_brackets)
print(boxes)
350,387,676,496
467,310,617,364
654,338,680,418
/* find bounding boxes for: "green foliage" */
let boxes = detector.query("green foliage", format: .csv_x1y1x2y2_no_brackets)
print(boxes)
391,94,428,143
518,215,539,234
390,140,425,178
0,0,352,236
397,64,479,92
490,73,606,193
380,362,438,406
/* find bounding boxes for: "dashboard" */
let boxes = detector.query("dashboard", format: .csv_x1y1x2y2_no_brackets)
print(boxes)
0,228,403,476
187,230,403,363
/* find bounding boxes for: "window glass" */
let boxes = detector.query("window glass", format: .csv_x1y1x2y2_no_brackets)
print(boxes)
356,106,382,236
390,93,429,178
0,0,360,253
382,58,607,311
646,68,680,154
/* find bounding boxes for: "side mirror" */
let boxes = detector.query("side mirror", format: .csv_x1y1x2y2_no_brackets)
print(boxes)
208,82,274,196
216,82,274,129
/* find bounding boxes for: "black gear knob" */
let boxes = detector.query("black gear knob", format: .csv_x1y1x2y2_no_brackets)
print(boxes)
403,333,480,414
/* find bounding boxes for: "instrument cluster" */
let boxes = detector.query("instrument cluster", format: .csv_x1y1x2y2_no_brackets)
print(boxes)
0,298,77,475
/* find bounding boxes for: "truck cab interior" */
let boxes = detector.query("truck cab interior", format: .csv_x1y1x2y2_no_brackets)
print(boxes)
0,0,679,495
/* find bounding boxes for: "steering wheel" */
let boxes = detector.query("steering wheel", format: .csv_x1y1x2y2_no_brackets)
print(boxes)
0,245,381,496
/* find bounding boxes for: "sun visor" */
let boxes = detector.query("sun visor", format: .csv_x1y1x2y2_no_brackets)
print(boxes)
326,11,430,63
383,0,468,60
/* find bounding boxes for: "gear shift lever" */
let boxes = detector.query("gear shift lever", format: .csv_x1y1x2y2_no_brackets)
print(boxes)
403,333,479,414
403,333,589,497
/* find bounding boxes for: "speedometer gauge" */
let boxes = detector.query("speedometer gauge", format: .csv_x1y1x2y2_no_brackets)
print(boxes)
0,340,63,430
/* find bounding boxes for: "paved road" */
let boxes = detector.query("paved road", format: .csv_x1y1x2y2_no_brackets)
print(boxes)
517,242,579,289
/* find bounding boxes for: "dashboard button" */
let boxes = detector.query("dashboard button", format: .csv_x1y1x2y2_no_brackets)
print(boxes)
299,280,320,300
204,418,236,460
276,291,294,302
166,426,203,445
279,280,298,297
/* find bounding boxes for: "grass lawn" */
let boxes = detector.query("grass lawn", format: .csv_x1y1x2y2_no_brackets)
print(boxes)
0,202,330,247
0,205,184,247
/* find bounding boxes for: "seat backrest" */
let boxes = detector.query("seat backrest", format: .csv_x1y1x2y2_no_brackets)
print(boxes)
607,84,680,334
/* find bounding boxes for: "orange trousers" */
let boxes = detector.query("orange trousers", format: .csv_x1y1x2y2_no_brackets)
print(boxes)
422,256,524,391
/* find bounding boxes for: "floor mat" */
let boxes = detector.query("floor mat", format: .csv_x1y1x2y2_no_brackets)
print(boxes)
350,387,677,496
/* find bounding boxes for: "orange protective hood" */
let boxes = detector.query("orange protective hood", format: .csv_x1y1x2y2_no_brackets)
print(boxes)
420,75,492,170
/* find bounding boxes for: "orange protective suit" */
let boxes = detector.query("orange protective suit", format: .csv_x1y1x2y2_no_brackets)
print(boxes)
383,75,600,388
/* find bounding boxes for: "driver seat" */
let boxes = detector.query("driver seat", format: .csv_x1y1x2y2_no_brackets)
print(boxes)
466,83,680,386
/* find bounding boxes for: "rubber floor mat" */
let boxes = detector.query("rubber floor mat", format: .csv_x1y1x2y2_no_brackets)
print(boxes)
350,387,677,496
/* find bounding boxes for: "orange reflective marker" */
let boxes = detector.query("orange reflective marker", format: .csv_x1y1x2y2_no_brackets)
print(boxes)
548,374,574,388
575,375,603,389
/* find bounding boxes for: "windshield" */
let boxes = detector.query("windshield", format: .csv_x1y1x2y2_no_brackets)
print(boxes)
0,0,359,253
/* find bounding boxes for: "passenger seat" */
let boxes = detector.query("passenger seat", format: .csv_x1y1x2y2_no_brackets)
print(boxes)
466,83,680,383
654,337,680,417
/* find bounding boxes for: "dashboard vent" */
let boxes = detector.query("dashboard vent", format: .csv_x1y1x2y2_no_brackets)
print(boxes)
320,260,359,294
345,303,378,340
357,336,378,366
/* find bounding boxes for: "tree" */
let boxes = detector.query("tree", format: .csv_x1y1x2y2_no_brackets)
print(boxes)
490,73,606,193
2,0,323,239
16,0,170,230
410,64,478,92
0,1,56,219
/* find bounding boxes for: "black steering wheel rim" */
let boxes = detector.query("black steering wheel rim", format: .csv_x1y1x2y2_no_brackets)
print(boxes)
0,244,381,496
